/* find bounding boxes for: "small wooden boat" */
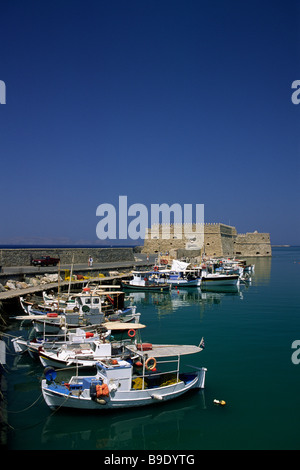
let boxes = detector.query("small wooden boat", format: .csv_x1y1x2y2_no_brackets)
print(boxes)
200,273,239,287
162,261,201,288
38,322,146,368
11,326,107,360
41,338,206,411
17,288,141,334
122,271,171,292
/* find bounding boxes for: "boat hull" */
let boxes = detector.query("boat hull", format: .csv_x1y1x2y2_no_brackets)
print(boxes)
32,311,139,334
122,282,170,292
167,279,200,287
39,348,113,369
42,369,207,411
201,275,239,287
11,337,28,354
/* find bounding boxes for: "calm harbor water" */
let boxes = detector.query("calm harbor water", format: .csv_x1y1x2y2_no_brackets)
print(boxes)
4,247,300,450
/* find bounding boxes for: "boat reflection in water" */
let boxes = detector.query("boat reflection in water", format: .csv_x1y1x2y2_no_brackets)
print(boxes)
127,283,244,317
41,393,206,450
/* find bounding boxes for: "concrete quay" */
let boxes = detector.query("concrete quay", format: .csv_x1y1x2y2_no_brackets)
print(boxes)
0,259,146,277
0,255,155,302
0,273,128,301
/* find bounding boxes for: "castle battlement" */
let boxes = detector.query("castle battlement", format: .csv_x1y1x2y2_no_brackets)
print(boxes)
142,223,271,257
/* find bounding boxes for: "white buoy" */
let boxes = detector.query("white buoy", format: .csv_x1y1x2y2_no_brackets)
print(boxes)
151,394,164,401
96,398,107,405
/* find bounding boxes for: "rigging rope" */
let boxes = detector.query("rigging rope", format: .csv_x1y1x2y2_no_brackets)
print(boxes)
7,392,44,414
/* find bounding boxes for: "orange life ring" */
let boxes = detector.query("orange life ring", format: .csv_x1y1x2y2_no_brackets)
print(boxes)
128,329,136,338
154,266,159,271
145,357,157,370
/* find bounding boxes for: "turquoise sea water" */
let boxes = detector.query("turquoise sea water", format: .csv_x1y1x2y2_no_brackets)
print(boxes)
4,247,300,450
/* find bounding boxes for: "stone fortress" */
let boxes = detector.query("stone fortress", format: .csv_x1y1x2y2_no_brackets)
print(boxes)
142,223,272,258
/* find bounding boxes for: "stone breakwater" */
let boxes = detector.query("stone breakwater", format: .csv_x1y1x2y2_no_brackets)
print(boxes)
0,247,135,267
0,273,62,293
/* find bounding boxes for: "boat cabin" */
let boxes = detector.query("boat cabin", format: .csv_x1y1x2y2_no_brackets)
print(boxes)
96,360,132,391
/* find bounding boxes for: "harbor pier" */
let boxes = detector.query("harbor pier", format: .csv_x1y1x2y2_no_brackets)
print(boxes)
0,247,151,302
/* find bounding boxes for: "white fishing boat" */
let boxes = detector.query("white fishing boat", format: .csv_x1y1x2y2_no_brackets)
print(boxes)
13,309,106,335
216,264,243,277
200,257,255,279
41,339,206,411
17,288,140,335
21,287,130,317
200,271,239,287
122,271,171,292
167,274,200,287
42,285,127,314
11,326,107,360
160,260,201,287
38,322,146,368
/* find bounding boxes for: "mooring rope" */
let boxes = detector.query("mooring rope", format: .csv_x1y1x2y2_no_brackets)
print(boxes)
7,392,44,414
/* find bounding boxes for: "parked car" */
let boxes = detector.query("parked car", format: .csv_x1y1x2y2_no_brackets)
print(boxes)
31,256,60,267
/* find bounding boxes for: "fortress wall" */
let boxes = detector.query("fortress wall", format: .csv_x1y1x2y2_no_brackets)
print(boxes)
143,224,200,254
0,247,135,267
221,234,235,257
143,223,226,256
234,233,272,257
142,224,271,258
203,224,223,257
219,224,238,257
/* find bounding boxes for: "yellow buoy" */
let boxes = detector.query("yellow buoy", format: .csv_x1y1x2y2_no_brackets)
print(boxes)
213,399,226,406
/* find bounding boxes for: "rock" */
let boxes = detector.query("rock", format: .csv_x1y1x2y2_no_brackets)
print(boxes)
46,274,61,282
15,281,29,289
5,281,17,290
28,277,40,287
40,274,62,283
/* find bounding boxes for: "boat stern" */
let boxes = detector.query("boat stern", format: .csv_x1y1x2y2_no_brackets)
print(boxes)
196,367,207,389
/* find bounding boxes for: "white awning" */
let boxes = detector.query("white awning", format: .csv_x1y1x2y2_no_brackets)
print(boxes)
103,322,146,330
126,343,202,357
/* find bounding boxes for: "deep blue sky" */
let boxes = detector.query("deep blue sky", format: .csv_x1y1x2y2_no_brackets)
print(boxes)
0,0,299,245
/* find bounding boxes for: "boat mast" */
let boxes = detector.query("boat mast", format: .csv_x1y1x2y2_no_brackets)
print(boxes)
67,254,74,298
57,260,61,310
